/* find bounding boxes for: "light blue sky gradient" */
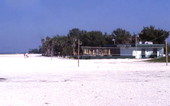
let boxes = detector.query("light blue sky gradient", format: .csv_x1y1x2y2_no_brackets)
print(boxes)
0,0,170,53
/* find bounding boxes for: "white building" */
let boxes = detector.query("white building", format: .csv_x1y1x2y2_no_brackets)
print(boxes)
81,43,164,59
119,44,164,58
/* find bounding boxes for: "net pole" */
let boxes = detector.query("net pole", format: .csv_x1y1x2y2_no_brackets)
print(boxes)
135,35,137,58
78,39,80,67
166,39,168,66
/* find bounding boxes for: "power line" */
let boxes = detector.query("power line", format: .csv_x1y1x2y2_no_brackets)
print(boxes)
149,34,166,42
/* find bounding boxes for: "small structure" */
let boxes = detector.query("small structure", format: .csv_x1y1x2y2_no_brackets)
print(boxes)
81,43,164,59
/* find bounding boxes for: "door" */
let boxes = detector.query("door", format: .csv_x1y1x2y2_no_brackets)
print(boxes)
142,49,145,58
153,48,157,57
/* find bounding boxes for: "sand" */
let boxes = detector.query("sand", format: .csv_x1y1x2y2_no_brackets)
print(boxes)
0,54,170,106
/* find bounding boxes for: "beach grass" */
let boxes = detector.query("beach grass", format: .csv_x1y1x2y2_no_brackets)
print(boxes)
147,56,170,62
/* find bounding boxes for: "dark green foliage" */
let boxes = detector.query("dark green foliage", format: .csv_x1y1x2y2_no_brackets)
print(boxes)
81,31,106,46
40,28,115,56
139,26,169,44
39,27,169,57
112,28,132,44
29,48,41,54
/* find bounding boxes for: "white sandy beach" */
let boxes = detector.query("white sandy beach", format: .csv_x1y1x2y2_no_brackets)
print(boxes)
0,54,170,106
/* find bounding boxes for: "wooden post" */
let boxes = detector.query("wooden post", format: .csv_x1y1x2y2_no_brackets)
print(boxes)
78,39,80,67
166,39,168,66
51,41,54,60
135,35,137,58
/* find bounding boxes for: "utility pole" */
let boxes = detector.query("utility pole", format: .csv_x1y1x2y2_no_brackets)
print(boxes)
166,39,168,66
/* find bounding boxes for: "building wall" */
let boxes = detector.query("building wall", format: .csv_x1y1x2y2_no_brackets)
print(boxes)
120,47,133,56
158,48,164,57
145,48,153,58
81,46,164,59
133,50,142,59
132,48,164,59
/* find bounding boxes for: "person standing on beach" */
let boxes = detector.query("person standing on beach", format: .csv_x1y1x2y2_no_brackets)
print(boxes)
24,53,29,58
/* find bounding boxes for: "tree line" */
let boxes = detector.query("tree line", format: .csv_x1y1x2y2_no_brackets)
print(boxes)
29,26,169,56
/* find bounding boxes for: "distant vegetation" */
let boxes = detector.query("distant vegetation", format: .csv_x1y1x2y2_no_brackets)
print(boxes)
29,48,41,54
147,56,170,62
32,26,169,57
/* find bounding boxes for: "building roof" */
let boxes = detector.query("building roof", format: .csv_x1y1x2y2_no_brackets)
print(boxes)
82,44,164,48
136,44,164,47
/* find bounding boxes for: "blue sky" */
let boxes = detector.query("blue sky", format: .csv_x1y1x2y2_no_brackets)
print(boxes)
0,0,170,53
